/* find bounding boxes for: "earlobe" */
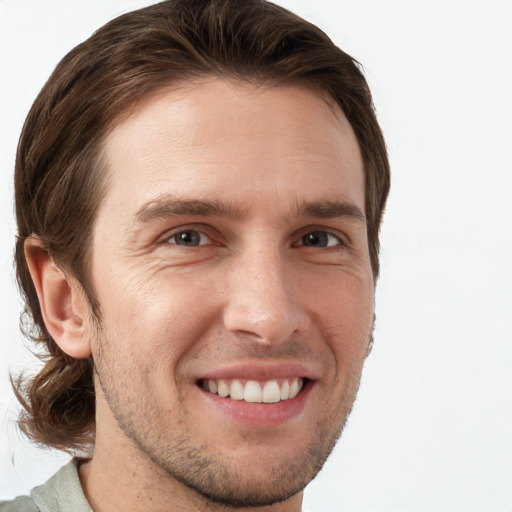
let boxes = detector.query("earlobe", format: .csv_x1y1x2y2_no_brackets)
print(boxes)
365,334,374,358
24,236,92,359
365,313,376,358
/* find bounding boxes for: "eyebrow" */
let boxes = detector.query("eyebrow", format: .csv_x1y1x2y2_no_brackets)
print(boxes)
135,197,247,223
293,200,366,224
135,196,365,225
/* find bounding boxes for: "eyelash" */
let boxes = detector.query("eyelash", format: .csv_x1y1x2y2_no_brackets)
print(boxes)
164,228,346,249
166,230,214,247
292,231,344,248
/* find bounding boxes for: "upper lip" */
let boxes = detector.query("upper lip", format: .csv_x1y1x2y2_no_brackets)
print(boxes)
196,361,318,382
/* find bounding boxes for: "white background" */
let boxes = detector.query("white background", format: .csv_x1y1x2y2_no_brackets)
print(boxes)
1,1,511,510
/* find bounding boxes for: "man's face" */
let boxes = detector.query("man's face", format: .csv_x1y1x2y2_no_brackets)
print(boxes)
87,78,374,507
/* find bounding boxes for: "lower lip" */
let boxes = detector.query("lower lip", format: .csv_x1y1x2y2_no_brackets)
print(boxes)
198,381,313,427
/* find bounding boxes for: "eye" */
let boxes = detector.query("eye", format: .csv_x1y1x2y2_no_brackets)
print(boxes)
295,231,342,248
167,229,212,247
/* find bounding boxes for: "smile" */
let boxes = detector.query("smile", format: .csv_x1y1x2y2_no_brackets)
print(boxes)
201,378,305,403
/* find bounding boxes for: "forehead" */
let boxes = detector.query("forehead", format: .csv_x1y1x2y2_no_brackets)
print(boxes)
99,78,364,222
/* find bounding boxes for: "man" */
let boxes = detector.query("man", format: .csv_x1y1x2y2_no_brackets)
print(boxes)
2,0,389,510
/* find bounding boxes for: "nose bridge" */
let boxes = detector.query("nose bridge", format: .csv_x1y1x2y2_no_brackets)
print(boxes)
223,244,308,344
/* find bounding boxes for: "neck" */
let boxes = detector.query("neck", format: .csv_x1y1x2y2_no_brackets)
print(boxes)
79,454,303,512
79,405,303,512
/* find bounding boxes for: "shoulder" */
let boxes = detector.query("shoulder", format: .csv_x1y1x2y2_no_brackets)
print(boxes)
0,459,91,512
0,495,39,512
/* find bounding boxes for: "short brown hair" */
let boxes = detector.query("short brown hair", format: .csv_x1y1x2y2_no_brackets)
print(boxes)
14,0,390,451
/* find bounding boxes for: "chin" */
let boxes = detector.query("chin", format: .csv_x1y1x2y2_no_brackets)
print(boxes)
138,412,346,508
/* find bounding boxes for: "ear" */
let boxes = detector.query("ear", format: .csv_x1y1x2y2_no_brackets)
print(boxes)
365,333,374,358
365,312,376,359
24,236,92,358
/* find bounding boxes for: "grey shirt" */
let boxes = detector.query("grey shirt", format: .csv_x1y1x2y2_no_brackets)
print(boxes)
0,460,92,512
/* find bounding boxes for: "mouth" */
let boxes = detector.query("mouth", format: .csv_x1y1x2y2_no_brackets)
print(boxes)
194,363,316,425
198,377,307,404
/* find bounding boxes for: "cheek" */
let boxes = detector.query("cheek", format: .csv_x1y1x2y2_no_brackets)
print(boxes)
313,275,374,361
94,274,223,365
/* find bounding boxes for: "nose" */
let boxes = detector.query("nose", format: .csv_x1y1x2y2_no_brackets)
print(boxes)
222,248,310,345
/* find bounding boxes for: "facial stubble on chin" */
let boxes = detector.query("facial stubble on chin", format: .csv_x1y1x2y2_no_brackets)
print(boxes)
92,330,363,509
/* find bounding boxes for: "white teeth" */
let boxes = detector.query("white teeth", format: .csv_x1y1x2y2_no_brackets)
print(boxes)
203,377,305,403
280,380,290,400
217,380,229,397
289,378,301,399
244,380,262,403
262,381,281,403
230,380,244,400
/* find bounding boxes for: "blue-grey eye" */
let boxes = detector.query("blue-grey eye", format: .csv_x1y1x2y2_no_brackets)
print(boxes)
300,231,340,247
169,230,209,246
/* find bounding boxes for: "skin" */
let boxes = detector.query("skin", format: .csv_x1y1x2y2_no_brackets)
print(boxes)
30,78,375,511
